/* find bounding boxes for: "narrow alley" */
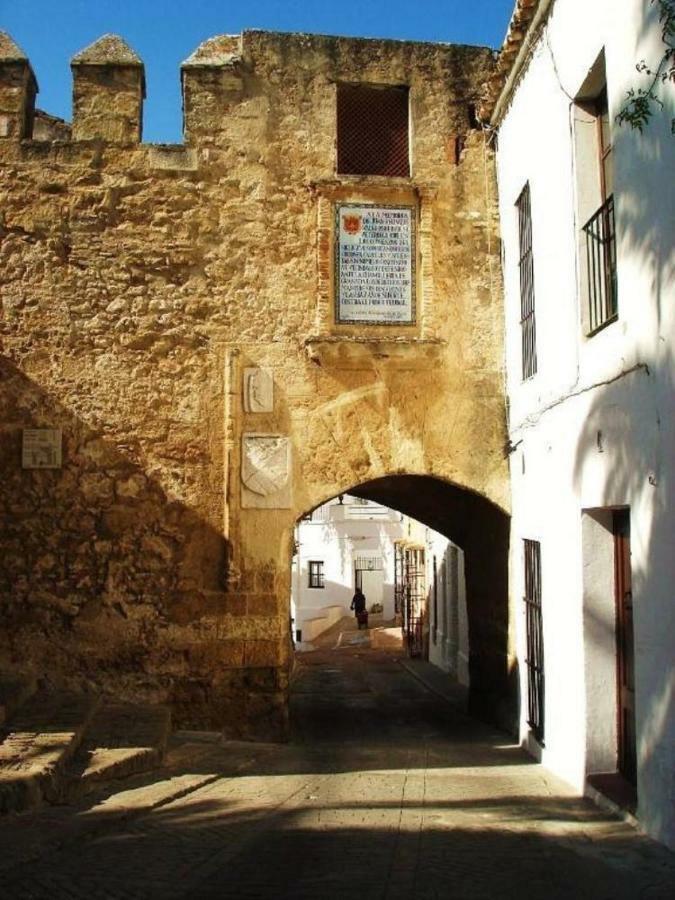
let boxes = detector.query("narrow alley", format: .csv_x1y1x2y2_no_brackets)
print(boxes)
1,620,674,899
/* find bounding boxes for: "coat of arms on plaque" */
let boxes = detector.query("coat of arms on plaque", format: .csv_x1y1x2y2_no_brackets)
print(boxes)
241,435,291,508
342,213,362,236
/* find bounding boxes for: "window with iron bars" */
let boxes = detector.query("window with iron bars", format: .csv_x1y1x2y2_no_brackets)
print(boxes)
583,88,617,333
523,539,545,744
308,560,325,589
516,183,537,379
337,83,410,177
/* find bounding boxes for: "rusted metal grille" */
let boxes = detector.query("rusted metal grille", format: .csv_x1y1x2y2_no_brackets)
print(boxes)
337,84,410,177
517,183,537,380
584,195,617,333
354,556,383,571
524,539,544,744
394,543,405,615
404,547,426,658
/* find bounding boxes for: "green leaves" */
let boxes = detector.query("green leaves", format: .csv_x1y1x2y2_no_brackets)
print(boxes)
616,0,675,135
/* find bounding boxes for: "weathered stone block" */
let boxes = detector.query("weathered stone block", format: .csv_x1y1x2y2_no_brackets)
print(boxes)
246,593,278,616
71,35,145,142
225,595,247,617
0,29,507,742
244,639,284,668
244,690,288,740
0,32,37,139
188,639,245,672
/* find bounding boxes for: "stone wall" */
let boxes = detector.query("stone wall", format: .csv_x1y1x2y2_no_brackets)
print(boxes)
0,29,509,738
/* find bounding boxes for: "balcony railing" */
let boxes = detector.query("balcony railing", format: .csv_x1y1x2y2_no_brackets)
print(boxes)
583,195,617,333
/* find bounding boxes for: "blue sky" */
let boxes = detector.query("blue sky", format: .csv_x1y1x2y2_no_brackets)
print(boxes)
1,0,515,142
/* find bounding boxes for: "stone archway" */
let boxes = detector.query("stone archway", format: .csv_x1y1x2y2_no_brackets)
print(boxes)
289,475,516,735
0,29,511,744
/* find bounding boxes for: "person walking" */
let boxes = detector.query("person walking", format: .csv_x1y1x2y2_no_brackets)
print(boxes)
350,586,368,629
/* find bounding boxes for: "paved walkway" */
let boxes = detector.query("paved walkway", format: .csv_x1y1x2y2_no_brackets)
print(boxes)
1,622,674,898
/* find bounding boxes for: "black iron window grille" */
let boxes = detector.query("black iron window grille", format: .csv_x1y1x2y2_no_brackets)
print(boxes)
337,83,410,177
394,543,405,615
308,561,325,589
516,183,537,379
583,194,617,333
524,538,545,744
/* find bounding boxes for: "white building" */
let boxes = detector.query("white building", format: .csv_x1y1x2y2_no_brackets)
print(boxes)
291,495,406,642
486,0,675,849
425,532,470,686
291,496,469,680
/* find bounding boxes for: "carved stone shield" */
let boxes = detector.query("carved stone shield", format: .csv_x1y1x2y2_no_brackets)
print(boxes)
241,435,290,497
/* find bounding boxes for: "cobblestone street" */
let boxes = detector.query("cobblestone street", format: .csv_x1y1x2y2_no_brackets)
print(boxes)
1,628,674,899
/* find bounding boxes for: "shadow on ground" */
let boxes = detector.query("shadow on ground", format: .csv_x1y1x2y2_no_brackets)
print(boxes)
1,638,674,899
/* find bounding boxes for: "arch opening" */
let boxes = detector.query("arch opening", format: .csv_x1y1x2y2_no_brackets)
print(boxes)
290,474,517,734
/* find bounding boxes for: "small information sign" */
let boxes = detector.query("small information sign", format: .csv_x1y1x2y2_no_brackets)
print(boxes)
335,204,415,324
22,428,62,469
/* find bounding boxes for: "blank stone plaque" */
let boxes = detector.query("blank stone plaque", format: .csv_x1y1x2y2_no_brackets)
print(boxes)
243,368,274,413
22,429,62,469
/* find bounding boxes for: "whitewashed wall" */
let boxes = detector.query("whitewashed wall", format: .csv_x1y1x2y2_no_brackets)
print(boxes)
496,0,674,849
291,497,406,634
426,530,469,686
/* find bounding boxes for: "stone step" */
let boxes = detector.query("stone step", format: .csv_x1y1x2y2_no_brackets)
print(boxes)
0,691,100,813
0,671,37,726
63,702,171,802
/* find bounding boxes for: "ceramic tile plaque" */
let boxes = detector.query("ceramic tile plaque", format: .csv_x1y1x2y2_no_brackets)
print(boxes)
22,428,62,469
335,203,415,325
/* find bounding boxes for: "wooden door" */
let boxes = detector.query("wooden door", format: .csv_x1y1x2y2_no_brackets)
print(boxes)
614,510,636,784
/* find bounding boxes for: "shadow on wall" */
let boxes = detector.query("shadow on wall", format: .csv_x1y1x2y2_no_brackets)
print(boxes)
575,78,674,839
573,349,674,847
615,0,675,335
0,356,242,726
572,44,675,839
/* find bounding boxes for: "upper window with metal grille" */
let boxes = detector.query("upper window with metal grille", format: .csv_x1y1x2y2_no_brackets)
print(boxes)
337,84,410,177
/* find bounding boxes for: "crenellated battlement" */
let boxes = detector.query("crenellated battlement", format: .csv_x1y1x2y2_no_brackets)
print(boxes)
0,31,38,139
71,34,145,142
0,28,494,149
0,24,507,742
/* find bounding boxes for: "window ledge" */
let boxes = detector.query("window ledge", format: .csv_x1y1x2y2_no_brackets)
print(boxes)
309,176,438,199
304,335,445,369
585,314,618,339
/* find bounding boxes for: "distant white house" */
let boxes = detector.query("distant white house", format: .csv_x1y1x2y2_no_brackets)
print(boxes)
291,495,469,685
291,495,405,641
